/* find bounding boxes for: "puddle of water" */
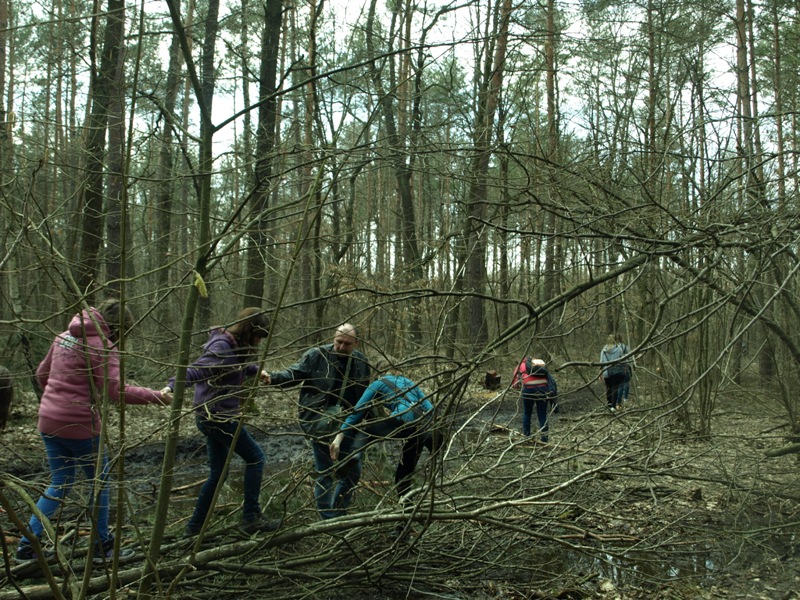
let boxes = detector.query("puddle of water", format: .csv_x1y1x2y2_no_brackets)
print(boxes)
601,549,716,584
532,544,721,588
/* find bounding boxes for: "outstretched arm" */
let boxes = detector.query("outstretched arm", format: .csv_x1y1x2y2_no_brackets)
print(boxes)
268,348,317,386
329,432,345,460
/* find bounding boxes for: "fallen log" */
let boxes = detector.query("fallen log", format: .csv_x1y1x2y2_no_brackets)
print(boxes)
765,443,800,458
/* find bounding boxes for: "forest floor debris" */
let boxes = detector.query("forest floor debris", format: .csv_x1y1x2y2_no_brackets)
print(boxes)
2,381,800,599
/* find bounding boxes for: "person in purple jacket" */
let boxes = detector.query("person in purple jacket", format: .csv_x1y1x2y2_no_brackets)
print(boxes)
15,300,171,565
162,307,280,537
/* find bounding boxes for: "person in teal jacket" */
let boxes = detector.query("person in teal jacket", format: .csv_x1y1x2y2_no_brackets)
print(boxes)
329,358,435,503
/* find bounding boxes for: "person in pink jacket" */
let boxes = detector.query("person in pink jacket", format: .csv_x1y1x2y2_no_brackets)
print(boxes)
15,300,171,565
511,357,558,443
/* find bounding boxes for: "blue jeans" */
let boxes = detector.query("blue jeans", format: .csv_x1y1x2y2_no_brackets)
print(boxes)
190,417,266,530
522,396,550,441
617,370,631,404
22,434,111,545
312,437,362,519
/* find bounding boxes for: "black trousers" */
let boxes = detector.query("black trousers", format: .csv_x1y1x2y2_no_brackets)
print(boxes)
604,373,626,408
346,415,435,500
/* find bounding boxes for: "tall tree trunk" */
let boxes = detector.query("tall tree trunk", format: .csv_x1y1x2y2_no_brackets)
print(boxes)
239,0,253,186
733,0,773,380
154,0,185,295
195,0,220,330
366,0,423,345
542,0,560,315
142,0,220,590
105,42,128,293
0,0,10,326
744,0,774,381
463,0,512,353
294,0,321,335
771,0,785,211
0,0,37,390
244,0,283,306
735,0,753,182
497,101,510,340
0,0,8,178
76,0,126,301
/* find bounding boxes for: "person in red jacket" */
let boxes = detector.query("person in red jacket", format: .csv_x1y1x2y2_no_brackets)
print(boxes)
15,300,171,565
511,357,558,443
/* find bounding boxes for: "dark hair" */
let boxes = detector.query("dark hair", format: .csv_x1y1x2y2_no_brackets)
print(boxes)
226,308,270,346
97,299,135,341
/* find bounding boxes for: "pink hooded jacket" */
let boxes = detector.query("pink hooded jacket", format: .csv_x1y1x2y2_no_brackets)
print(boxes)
37,307,165,439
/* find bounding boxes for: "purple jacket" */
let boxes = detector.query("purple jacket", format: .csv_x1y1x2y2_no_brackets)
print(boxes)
37,308,165,439
171,329,260,419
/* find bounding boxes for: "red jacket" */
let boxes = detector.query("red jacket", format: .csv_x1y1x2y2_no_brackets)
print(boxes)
512,358,558,398
37,307,164,439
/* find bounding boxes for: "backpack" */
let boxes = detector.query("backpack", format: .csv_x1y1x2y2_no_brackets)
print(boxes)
602,344,629,378
518,357,557,397
380,376,431,422
524,357,547,377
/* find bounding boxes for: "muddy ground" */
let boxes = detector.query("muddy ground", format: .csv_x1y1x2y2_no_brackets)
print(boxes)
2,380,800,599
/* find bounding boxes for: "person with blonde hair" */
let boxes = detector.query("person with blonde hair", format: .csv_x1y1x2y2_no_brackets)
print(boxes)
16,300,171,564
600,333,630,412
162,307,279,536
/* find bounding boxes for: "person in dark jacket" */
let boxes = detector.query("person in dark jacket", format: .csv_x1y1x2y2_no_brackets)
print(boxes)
162,308,279,536
265,323,371,519
0,366,12,432
600,334,630,412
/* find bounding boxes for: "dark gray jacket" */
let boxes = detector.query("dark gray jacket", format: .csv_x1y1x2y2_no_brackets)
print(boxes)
269,343,371,433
